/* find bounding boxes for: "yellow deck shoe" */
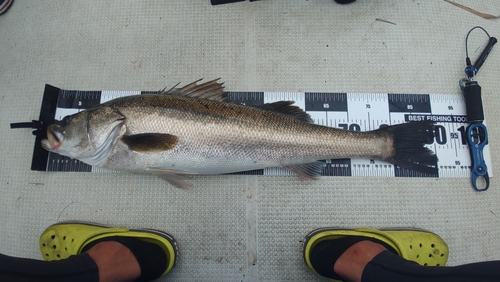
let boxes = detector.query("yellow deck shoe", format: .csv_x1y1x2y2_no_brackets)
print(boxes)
303,228,449,281
39,221,178,279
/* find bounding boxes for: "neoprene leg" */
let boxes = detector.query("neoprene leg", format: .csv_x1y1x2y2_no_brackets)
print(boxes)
363,251,500,282
0,253,98,282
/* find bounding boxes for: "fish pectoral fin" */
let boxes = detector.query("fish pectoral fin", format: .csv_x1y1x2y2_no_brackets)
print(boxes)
255,101,313,123
159,78,227,101
283,161,324,180
121,133,178,152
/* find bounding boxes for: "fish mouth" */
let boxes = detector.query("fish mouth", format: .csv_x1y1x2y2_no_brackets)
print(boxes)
41,125,64,151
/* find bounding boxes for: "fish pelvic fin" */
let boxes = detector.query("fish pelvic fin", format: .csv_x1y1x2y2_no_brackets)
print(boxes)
283,161,325,180
377,121,438,175
159,78,226,101
255,101,313,123
121,133,178,152
157,174,195,191
146,167,197,191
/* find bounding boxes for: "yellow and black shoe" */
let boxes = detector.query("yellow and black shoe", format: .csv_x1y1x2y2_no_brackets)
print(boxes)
303,228,448,281
40,221,178,281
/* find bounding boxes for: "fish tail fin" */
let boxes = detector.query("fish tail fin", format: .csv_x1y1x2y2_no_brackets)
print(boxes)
378,121,438,175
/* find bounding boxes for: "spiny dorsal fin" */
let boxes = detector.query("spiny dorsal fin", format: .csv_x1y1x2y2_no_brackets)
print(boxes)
255,101,313,123
121,133,178,152
159,78,226,101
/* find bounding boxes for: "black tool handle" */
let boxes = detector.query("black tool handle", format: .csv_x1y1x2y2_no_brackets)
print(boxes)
10,120,43,129
462,80,484,123
474,37,497,73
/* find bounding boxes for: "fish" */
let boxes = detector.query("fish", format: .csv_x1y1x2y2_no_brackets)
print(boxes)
41,79,438,190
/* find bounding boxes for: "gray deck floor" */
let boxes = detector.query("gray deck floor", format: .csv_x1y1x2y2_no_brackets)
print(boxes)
1,1,500,281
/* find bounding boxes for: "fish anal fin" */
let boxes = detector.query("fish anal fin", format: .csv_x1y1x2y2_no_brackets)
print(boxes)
256,101,313,123
283,161,324,180
121,133,178,152
159,78,226,101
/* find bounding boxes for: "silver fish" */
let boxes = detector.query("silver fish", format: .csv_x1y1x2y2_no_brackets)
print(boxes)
41,79,437,190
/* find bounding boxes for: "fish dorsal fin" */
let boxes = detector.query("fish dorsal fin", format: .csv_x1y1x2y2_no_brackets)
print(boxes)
256,101,313,123
121,133,178,152
159,78,226,101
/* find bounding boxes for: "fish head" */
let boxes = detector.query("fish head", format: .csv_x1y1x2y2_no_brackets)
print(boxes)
41,107,125,164
42,111,91,158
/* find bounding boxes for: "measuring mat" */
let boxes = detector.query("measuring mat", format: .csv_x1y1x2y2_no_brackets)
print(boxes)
29,85,493,179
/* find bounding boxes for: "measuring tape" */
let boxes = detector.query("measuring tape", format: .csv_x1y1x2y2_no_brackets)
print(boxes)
31,85,492,178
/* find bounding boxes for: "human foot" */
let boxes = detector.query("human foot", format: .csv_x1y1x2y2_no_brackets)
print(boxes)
86,241,141,282
333,240,388,282
309,237,395,281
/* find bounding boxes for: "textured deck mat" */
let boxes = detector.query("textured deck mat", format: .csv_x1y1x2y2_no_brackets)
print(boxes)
1,1,499,281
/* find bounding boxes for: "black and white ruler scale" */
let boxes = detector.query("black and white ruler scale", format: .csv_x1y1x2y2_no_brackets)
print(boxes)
29,84,493,179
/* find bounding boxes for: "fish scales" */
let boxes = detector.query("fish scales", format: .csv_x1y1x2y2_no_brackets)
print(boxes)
108,95,389,169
